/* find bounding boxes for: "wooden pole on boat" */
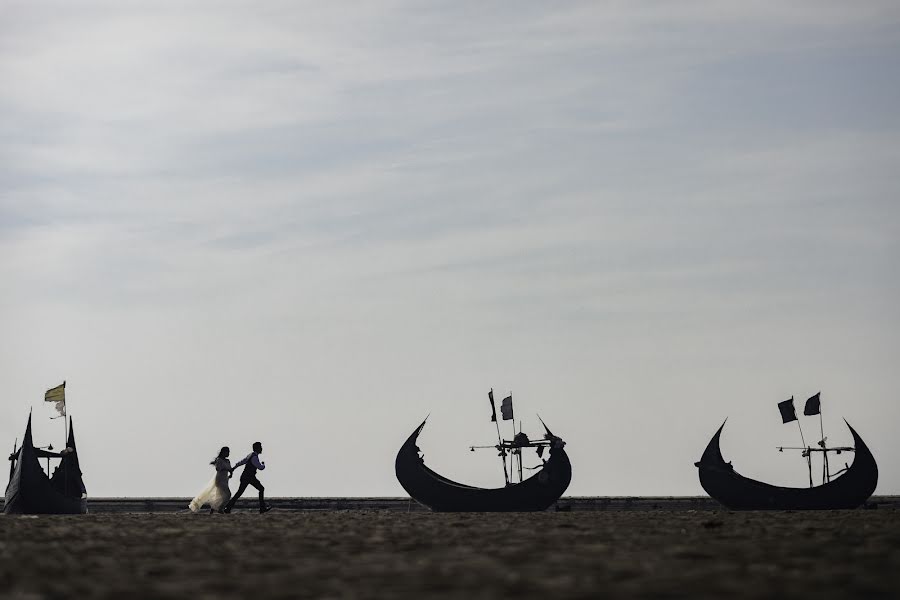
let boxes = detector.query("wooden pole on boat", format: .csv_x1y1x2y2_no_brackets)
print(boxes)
8,439,16,481
63,415,68,496
518,419,524,483
50,392,66,482
795,419,813,488
491,389,509,486
509,393,518,483
503,391,516,483
494,421,509,486
819,403,829,484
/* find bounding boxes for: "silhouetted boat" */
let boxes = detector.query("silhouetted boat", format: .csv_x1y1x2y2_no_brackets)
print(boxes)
695,420,877,510
5,414,87,514
395,418,572,511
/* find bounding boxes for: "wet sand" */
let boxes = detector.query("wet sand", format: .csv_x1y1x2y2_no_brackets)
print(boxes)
0,509,897,598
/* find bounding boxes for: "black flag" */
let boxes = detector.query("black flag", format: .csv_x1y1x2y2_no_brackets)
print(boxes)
489,389,497,422
804,392,821,416
500,395,514,421
778,397,797,424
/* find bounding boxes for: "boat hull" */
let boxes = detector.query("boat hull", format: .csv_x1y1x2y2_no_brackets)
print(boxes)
4,415,87,515
395,420,572,512
695,420,877,511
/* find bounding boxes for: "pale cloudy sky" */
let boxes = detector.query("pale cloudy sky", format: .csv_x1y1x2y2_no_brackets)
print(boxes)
1,1,898,497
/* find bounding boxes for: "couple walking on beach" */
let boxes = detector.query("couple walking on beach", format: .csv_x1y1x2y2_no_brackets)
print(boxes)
189,442,272,514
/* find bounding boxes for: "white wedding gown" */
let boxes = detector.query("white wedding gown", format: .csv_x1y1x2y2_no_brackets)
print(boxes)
189,457,232,513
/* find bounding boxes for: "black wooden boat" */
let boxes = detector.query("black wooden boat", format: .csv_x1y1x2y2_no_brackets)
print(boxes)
5,414,87,514
395,418,572,512
695,420,877,510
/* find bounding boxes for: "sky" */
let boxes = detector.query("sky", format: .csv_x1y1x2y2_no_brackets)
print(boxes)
1,1,899,498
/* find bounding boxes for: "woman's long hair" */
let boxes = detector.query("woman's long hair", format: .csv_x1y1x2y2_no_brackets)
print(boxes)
211,446,230,465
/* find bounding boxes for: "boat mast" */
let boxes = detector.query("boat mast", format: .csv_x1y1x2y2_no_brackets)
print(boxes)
475,390,557,486
777,394,856,486
8,438,16,481
517,419,524,483
792,408,813,488
818,396,830,484
63,414,69,496
508,392,517,483
490,389,510,486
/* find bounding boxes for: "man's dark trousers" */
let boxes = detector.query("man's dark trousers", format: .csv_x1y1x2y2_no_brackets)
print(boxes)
226,475,265,512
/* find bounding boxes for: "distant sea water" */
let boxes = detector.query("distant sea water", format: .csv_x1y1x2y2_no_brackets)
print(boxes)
3,496,895,513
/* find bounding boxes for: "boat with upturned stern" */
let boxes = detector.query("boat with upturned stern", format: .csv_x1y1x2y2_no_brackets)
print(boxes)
695,419,877,510
395,405,571,512
5,414,87,514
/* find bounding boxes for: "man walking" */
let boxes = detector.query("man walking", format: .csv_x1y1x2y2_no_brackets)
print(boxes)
223,441,272,513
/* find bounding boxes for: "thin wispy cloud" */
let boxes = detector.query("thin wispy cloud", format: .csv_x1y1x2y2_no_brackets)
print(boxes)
1,1,898,496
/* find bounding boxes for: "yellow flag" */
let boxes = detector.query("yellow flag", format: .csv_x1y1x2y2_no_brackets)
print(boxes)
44,381,66,417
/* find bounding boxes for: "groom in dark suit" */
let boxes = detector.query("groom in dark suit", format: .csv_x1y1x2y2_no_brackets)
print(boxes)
223,441,272,513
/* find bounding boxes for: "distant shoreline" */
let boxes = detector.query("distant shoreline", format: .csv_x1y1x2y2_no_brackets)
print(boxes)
3,495,897,513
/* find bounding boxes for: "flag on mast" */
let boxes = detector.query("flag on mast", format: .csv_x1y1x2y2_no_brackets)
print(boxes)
777,397,797,424
488,389,497,422
500,395,514,421
804,393,821,416
44,381,66,418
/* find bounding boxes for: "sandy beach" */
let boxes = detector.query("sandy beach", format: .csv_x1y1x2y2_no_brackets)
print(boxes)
0,508,897,599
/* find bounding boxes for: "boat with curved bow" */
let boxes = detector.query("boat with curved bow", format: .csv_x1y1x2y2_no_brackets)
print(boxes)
5,414,87,515
396,417,572,512
695,419,877,510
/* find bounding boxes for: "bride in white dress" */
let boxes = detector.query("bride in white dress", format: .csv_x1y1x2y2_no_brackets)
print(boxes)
189,446,233,514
